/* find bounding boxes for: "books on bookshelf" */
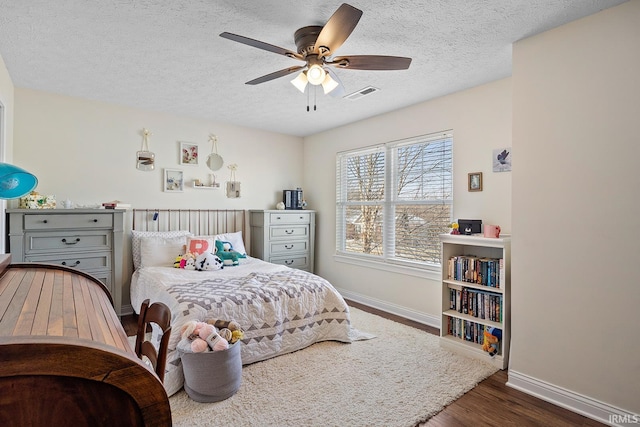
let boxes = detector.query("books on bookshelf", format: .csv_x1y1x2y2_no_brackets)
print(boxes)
446,317,502,356
448,286,502,322
447,255,504,288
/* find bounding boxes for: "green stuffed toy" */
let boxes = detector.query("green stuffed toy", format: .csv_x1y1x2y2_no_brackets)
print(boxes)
215,240,240,266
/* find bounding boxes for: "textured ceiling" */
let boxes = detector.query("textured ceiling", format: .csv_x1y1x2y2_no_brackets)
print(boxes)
0,1,627,137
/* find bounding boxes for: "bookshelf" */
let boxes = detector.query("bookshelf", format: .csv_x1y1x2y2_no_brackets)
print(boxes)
439,233,511,369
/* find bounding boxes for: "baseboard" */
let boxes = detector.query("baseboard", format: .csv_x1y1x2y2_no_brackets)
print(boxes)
120,303,134,316
507,370,640,426
336,287,440,329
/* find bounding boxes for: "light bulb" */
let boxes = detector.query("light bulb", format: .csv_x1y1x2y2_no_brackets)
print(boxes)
291,72,308,93
306,64,326,85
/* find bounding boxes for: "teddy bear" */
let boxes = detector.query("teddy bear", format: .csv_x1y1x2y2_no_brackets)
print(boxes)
214,240,240,266
195,252,224,271
482,327,502,357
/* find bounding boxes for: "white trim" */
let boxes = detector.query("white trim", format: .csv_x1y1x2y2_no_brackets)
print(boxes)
334,253,441,281
336,286,440,329
507,370,639,426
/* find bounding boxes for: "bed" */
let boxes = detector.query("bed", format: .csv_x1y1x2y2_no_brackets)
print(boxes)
130,209,372,396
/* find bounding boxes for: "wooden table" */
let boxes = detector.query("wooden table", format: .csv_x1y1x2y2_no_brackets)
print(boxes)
0,256,171,426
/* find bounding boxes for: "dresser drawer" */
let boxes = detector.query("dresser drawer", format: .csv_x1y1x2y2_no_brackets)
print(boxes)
25,252,111,271
269,213,311,224
270,225,308,240
24,213,114,230
269,255,309,270
270,240,308,254
25,230,111,254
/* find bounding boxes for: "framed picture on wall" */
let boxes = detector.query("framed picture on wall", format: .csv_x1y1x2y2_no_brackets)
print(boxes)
179,142,198,165
164,169,184,192
468,172,483,192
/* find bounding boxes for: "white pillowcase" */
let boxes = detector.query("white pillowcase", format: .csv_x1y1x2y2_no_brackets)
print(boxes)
131,230,191,270
214,231,247,256
186,236,216,255
139,235,187,268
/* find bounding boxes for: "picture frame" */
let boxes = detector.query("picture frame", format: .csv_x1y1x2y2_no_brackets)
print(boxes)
179,142,198,165
164,169,184,192
468,172,483,192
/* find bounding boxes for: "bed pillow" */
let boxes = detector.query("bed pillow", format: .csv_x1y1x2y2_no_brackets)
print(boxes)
186,236,216,256
214,231,247,256
132,230,191,270
139,235,187,268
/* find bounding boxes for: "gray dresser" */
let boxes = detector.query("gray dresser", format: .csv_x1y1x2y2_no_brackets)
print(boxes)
6,209,125,315
249,210,315,273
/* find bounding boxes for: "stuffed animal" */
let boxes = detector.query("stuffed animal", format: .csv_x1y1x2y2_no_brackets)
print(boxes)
482,327,502,357
214,240,240,266
174,252,197,269
178,320,210,353
177,320,230,353
195,252,224,271
207,318,245,344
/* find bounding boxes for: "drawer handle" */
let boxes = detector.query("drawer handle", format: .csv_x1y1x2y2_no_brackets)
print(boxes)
92,219,98,223
285,260,294,265
284,244,294,250
42,220,48,224
62,260,81,267
62,238,81,245
285,229,294,234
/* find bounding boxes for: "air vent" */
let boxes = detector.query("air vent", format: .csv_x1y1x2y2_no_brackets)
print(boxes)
344,86,380,100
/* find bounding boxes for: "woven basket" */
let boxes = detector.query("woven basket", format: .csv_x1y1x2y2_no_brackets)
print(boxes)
180,341,242,402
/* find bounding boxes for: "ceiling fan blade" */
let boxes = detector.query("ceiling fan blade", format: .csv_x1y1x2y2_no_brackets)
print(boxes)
246,65,305,85
314,3,363,57
220,32,304,61
328,55,412,70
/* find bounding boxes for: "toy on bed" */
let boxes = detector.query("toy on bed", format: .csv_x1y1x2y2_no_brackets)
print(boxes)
214,239,244,266
177,320,229,353
195,252,224,271
482,327,502,357
174,252,198,270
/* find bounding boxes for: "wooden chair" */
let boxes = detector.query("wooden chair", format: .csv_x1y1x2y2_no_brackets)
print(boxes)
134,299,172,383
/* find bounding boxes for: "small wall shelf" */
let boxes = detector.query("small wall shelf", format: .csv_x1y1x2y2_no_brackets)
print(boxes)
192,182,220,190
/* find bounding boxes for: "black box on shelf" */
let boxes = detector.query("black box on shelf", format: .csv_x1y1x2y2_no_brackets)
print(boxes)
458,219,482,235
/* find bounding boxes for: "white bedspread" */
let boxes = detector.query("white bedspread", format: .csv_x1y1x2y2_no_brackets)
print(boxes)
131,257,373,396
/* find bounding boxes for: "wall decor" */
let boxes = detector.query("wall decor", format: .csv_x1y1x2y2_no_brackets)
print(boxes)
164,169,184,192
468,172,483,192
136,128,155,171
180,142,199,165
206,134,224,171
226,164,241,198
493,147,512,172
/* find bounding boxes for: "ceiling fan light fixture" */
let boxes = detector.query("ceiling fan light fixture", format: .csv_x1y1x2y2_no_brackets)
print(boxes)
291,71,308,93
321,73,339,94
306,64,326,85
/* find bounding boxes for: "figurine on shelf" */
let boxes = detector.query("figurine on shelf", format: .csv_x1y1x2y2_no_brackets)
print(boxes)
449,222,460,235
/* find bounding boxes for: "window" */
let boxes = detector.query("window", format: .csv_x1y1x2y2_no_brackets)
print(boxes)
336,131,453,269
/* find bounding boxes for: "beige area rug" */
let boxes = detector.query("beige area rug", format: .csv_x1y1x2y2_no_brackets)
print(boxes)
133,308,498,427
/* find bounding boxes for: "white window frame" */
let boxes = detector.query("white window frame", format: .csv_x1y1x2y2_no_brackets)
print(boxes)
335,131,453,279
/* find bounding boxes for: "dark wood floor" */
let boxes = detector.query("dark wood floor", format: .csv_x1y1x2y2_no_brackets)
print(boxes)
121,301,605,427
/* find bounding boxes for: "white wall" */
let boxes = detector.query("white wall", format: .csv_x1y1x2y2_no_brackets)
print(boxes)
510,0,640,418
12,88,305,311
304,78,512,323
13,88,303,210
0,54,14,162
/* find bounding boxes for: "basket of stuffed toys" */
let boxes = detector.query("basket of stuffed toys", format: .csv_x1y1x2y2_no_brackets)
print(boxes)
177,318,245,402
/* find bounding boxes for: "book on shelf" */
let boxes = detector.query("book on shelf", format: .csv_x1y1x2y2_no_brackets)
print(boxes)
448,286,503,322
448,255,503,288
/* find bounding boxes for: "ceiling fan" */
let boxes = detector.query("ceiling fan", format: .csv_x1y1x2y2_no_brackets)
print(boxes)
219,3,412,97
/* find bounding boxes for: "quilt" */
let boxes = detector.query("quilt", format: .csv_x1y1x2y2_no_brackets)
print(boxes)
130,257,373,396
